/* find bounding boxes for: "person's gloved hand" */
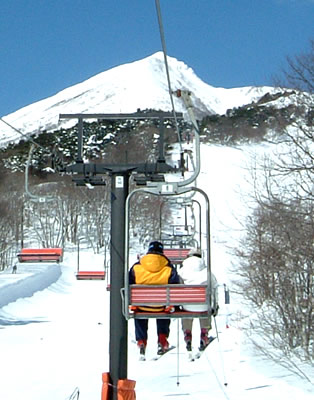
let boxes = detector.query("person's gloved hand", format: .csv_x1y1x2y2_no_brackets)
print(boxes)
212,305,219,316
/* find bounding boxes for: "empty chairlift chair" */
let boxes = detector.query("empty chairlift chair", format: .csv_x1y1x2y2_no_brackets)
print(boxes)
17,248,63,263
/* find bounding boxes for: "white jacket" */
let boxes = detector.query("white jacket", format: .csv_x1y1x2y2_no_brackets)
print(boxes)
179,255,218,312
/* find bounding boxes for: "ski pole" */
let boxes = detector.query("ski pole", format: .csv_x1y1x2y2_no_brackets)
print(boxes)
176,318,180,386
213,316,228,387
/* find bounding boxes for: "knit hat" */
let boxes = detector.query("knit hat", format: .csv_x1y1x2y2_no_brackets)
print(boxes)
148,241,164,254
188,248,202,257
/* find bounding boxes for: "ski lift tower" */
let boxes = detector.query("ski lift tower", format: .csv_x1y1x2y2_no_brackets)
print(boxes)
58,111,183,400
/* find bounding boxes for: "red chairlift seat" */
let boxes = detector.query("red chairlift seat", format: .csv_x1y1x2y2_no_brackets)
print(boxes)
76,271,106,280
123,284,211,319
17,248,63,263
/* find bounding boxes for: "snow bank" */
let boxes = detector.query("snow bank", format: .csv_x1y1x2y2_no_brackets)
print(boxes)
0,264,61,309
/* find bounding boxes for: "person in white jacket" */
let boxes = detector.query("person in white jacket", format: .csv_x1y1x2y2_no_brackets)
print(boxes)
179,248,219,351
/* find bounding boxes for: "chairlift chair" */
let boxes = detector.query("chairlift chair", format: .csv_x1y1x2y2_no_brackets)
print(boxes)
121,184,213,320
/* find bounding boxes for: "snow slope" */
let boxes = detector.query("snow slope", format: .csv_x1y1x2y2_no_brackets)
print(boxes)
0,144,313,400
1,250,313,400
0,263,61,309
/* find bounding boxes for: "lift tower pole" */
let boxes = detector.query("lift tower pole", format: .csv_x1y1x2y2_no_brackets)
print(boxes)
109,168,130,393
58,111,183,400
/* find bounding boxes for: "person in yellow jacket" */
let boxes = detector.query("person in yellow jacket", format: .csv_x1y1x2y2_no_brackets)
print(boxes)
129,241,180,357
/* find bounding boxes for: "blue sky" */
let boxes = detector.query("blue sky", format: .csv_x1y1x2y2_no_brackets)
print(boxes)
1,0,313,117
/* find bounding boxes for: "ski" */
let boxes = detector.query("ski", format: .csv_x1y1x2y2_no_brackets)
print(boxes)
194,336,216,360
138,342,146,361
151,345,176,361
187,351,195,362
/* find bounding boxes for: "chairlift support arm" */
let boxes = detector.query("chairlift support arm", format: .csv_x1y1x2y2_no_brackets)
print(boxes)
58,112,184,184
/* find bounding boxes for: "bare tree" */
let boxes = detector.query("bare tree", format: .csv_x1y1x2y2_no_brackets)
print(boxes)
235,40,314,374
0,169,25,269
274,39,314,93
236,197,313,358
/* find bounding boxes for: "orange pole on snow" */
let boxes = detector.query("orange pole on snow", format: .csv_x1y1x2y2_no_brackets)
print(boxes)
101,373,110,400
102,373,136,400
117,378,136,400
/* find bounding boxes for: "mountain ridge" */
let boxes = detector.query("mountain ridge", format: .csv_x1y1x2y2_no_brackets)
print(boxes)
1,52,278,147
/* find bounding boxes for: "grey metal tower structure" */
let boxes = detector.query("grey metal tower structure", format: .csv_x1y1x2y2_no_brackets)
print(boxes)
58,111,183,400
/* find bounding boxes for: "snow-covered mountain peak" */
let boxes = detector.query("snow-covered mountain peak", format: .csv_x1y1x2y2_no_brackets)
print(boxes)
1,52,275,147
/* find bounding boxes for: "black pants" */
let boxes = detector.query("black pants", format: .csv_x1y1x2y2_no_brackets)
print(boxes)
135,318,170,341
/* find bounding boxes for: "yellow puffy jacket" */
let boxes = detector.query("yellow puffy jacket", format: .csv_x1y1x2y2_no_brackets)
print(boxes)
129,252,179,312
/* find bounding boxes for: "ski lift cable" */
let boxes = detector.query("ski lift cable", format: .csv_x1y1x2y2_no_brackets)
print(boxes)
0,117,48,153
25,144,55,203
25,144,40,201
1,118,58,202
175,91,201,187
154,0,183,152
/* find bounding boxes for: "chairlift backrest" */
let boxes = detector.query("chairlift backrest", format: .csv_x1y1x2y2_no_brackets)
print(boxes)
17,248,63,263
163,248,190,266
123,284,211,319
